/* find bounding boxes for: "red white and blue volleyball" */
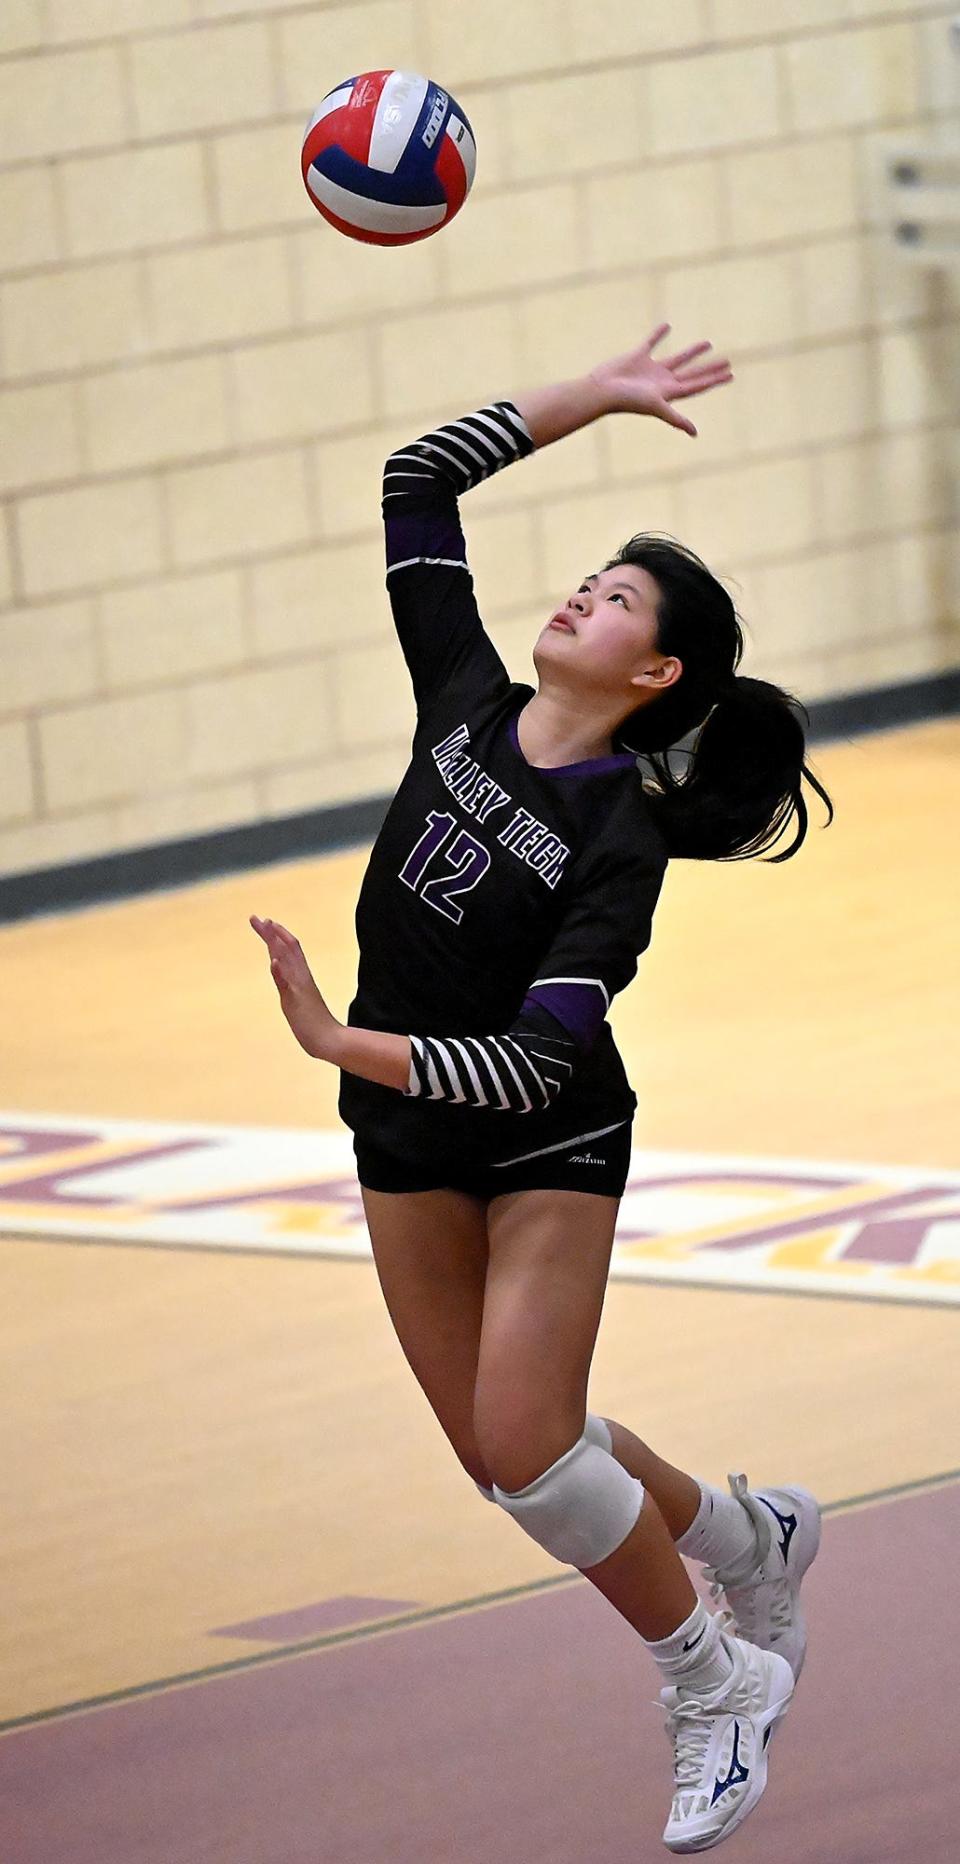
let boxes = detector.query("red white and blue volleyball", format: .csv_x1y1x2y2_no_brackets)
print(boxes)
301,70,477,246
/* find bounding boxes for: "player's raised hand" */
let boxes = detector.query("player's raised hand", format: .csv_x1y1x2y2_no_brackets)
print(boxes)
250,915,342,1061
588,324,733,436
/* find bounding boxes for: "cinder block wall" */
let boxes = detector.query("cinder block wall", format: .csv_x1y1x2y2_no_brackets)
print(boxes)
1,1,958,880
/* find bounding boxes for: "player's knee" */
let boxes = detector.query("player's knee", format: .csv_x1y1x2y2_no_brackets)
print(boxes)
472,1390,580,1494
473,1399,611,1496
493,1429,645,1568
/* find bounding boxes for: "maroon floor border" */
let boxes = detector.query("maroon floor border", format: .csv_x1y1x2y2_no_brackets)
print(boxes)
1,1479,957,1863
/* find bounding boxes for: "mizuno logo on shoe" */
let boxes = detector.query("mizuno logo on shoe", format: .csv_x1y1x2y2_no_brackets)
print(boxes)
710,1719,750,1806
758,1495,798,1563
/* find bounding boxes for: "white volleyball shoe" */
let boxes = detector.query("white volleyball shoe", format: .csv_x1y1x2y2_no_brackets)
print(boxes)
704,1473,822,1681
660,1619,795,1854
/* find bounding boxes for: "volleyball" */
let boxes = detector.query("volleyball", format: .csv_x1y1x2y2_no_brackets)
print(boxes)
301,69,477,246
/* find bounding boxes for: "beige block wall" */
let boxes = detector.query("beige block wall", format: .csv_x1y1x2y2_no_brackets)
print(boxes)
1,0,958,880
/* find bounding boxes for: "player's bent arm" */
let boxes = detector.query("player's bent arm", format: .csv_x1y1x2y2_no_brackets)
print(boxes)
329,1006,580,1113
327,1024,412,1091
383,372,608,522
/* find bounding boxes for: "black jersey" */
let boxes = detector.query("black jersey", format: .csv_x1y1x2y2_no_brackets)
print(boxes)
337,400,668,1172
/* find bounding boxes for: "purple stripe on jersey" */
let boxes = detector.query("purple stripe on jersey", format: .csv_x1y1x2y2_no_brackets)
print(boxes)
522,984,605,1050
384,506,466,571
508,709,636,777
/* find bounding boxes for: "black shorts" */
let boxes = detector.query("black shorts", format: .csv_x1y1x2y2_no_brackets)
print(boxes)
353,1113,634,1200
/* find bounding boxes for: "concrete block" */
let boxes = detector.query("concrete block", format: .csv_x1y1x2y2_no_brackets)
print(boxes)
649,45,780,155
166,447,312,567
378,300,520,418
0,597,98,714
3,259,149,378
331,636,416,751
0,166,60,274
420,0,567,86
130,18,277,138
540,479,683,593
784,22,920,133
441,182,581,299
277,3,419,114
249,539,386,659
80,354,230,473
515,275,659,386
213,120,312,236
47,0,192,37
0,719,35,821
506,69,644,180
39,686,188,808
61,141,209,261
227,328,374,448
724,136,859,246
1,43,127,161
585,158,723,267
662,249,798,352
677,455,818,566
17,475,165,597
99,568,245,688
182,658,336,779
0,0,45,55
797,236,870,341
147,236,293,351
260,743,409,817
0,380,82,494
293,219,442,326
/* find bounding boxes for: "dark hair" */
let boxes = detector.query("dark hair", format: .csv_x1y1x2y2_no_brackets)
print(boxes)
607,534,834,863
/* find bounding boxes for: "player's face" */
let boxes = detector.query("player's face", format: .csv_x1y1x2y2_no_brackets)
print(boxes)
536,563,677,697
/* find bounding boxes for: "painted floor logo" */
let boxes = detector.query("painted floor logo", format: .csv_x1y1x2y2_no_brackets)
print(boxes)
0,1112,957,1306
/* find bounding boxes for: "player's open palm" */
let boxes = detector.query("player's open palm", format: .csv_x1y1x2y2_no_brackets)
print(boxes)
250,914,339,1059
588,323,733,436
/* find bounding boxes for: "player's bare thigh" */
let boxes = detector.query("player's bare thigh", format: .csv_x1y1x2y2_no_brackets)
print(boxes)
476,1186,620,1492
360,1184,492,1486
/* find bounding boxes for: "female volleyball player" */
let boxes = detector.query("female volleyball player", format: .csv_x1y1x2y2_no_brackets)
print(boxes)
251,324,833,1853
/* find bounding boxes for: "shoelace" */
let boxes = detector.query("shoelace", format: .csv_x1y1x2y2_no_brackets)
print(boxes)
658,1613,744,1791
704,1478,793,1643
663,1694,723,1789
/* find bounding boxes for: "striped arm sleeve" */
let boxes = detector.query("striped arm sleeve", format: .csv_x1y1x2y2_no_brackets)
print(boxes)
382,401,535,711
402,1005,579,1114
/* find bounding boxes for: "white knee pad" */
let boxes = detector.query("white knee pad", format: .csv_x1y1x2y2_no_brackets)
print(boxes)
492,1429,644,1568
473,1410,612,1504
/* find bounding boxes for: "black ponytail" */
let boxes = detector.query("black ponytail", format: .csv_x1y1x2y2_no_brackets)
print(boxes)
607,534,835,863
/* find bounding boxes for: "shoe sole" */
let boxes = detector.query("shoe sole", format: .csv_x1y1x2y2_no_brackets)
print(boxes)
754,1484,822,1681
663,1654,796,1854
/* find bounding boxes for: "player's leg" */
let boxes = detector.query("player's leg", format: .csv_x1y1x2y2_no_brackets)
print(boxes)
477,1186,795,1853
475,1183,698,1638
359,1184,493,1489
605,1418,821,1681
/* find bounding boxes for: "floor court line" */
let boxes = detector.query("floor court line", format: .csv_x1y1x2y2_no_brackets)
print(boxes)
4,1465,958,1740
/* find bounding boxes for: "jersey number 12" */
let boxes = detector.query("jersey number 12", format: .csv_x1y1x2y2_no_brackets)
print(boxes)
399,810,491,926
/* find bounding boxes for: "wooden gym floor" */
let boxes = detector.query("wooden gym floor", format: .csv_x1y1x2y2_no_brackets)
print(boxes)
1,716,958,1860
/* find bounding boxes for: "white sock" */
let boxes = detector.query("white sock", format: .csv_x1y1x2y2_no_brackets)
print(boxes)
675,1478,759,1573
643,1598,735,1696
